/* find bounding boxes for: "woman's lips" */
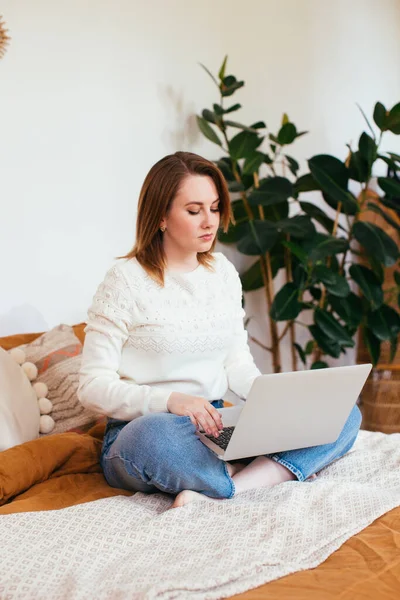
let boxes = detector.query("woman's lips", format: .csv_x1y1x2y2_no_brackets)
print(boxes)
200,234,213,240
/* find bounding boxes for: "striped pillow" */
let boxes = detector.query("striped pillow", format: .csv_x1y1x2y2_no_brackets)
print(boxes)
11,324,99,436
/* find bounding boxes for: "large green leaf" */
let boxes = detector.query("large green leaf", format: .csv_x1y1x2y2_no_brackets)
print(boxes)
309,324,341,358
380,196,400,216
367,254,385,283
386,102,400,135
321,191,358,216
277,123,297,145
363,327,381,365
231,198,248,220
308,155,358,214
202,109,217,124
228,181,245,192
228,131,262,160
281,240,308,265
285,155,300,176
268,245,286,279
347,150,369,183
261,201,289,222
358,132,376,172
292,263,307,288
367,304,400,341
309,154,347,186
373,102,387,130
270,282,302,321
196,116,222,146
276,215,316,239
378,177,400,197
314,308,355,347
218,220,248,244
300,201,338,234
352,221,399,266
294,173,321,194
328,293,363,328
377,154,400,173
240,259,263,291
216,157,235,181
313,265,350,297
309,287,321,300
349,264,384,309
237,220,279,255
304,233,348,262
248,176,293,206
242,151,265,175
366,202,400,232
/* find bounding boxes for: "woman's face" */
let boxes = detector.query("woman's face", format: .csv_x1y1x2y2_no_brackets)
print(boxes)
161,175,221,253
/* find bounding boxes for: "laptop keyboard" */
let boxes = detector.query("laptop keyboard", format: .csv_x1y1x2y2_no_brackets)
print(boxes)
204,426,236,450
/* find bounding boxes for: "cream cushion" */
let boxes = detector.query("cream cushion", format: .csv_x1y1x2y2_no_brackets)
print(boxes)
0,347,40,451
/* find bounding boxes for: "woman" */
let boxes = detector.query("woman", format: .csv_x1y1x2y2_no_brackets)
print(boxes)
78,151,361,509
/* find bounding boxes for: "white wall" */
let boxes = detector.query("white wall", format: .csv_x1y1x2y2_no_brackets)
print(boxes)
1,0,400,373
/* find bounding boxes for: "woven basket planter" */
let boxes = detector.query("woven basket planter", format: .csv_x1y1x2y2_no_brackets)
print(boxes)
360,365,400,433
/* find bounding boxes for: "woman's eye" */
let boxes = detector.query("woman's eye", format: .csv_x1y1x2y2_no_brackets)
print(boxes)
188,209,220,215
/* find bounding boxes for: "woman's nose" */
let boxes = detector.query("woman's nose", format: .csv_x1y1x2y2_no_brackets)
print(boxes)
203,212,215,226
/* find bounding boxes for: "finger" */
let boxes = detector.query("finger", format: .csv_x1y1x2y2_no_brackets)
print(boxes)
188,415,198,429
194,412,216,436
199,409,220,437
205,404,224,431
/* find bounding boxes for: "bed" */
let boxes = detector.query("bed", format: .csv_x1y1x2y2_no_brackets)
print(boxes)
1,325,400,599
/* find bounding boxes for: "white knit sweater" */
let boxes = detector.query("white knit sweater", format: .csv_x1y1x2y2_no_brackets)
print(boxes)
77,251,262,421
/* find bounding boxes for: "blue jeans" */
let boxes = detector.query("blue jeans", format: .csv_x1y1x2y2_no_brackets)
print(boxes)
100,400,362,499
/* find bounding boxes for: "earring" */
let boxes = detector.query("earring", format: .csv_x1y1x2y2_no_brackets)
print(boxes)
160,225,166,232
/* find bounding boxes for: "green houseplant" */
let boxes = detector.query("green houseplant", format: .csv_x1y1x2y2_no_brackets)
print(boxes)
196,57,400,373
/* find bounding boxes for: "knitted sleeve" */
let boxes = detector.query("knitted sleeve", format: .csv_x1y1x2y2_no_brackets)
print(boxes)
223,259,262,399
77,265,172,420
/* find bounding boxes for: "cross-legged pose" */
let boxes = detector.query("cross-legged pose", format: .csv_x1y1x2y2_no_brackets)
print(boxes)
78,151,361,509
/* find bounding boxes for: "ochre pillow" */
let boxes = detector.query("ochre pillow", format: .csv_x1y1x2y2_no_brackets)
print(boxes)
4,324,99,436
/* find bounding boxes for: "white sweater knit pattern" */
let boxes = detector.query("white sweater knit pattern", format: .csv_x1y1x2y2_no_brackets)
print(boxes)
77,252,262,421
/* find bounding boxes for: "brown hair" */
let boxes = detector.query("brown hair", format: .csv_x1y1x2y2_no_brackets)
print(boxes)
117,151,233,286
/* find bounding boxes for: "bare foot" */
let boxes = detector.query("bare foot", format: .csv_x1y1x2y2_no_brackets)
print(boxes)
169,490,220,509
169,463,247,509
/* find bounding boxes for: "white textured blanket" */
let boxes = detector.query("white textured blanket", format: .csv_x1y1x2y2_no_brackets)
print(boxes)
1,430,400,600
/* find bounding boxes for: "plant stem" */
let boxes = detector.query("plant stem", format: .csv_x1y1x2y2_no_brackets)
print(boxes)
283,232,297,370
278,320,292,342
294,321,310,328
261,253,282,372
254,173,282,372
248,334,272,352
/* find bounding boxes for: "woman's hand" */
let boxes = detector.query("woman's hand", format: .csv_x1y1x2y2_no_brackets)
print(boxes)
167,392,224,438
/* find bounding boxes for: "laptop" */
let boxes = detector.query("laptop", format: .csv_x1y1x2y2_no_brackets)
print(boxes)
197,364,372,461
